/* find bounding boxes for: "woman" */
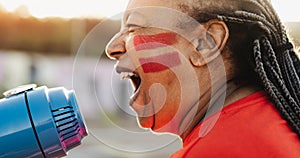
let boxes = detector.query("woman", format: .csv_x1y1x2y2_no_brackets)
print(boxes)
106,0,300,157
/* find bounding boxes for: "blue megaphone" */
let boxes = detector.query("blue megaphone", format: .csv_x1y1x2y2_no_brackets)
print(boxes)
0,84,87,158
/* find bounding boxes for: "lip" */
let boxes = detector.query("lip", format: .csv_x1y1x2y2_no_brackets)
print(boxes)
115,65,135,74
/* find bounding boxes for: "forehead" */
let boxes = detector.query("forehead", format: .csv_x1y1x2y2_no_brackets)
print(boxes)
124,0,198,29
124,0,192,27
123,6,202,40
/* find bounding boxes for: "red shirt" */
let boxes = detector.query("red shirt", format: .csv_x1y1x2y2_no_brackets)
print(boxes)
171,91,300,158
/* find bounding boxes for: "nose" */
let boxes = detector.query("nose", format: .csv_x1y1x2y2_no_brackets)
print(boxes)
106,33,126,60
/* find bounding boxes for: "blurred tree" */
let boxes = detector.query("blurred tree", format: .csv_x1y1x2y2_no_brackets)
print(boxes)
0,9,118,56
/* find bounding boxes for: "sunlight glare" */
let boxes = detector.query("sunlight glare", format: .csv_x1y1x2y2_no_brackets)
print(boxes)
0,0,129,19
0,0,299,21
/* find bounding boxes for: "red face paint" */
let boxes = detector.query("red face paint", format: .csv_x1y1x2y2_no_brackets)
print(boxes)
139,52,181,73
134,32,177,51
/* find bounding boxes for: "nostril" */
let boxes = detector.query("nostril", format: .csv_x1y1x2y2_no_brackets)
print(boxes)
107,51,125,60
106,42,126,60
110,51,124,56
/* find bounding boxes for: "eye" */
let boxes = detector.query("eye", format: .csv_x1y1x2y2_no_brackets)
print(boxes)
127,24,141,33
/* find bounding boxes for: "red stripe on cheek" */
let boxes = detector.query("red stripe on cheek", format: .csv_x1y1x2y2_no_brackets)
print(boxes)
139,52,181,73
134,32,177,51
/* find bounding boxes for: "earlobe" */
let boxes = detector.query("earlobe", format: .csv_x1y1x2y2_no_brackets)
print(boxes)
190,52,206,66
190,20,229,67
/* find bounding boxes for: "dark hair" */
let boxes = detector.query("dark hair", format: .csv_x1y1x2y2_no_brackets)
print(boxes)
181,0,300,137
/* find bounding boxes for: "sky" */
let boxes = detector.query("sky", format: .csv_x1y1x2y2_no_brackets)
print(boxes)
0,0,299,21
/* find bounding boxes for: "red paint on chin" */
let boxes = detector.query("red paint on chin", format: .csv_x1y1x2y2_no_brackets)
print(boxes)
138,116,154,129
134,32,177,51
139,52,181,73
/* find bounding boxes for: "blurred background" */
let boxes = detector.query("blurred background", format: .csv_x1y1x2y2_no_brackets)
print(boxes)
0,0,299,157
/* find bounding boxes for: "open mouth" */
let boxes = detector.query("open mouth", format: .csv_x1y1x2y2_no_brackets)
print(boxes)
120,71,141,92
120,70,142,107
130,75,141,92
118,67,155,129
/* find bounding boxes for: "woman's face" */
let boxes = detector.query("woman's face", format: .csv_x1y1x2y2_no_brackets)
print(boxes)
106,0,214,135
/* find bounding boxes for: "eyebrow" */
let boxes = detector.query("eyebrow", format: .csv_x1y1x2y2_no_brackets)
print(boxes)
124,10,145,25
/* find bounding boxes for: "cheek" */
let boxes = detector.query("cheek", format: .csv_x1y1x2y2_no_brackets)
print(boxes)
133,32,177,51
130,32,182,74
139,52,181,73
131,32,189,130
152,71,182,130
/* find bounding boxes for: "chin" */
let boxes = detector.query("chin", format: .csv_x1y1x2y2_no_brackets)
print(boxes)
140,119,180,135
136,116,154,129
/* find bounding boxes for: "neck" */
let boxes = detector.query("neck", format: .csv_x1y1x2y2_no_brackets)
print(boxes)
180,80,261,140
224,80,262,106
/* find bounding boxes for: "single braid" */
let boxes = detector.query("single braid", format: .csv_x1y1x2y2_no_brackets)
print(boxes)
261,33,283,78
281,52,300,104
290,52,300,75
217,15,271,36
241,0,272,22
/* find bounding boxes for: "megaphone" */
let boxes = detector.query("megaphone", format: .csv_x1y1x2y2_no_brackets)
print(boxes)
0,84,87,158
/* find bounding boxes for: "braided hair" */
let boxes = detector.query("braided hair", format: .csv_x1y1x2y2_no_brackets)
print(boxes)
180,0,300,137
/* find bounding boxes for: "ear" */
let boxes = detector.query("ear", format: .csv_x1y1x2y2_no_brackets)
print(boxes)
190,20,229,67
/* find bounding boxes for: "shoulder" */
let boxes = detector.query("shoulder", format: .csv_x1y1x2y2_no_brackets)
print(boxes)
171,91,300,158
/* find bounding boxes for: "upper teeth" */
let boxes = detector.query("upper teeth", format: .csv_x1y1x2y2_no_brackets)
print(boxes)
121,72,136,80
